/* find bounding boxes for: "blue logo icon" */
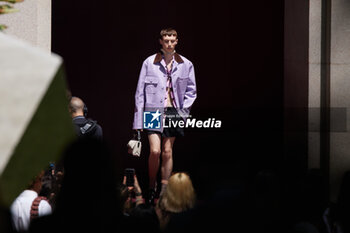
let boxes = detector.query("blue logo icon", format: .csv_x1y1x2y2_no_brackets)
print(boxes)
143,110,162,129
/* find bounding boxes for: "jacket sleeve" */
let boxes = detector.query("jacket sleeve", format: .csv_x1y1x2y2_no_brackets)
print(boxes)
132,60,147,129
183,62,197,110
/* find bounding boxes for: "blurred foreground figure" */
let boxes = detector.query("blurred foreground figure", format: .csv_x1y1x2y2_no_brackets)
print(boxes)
10,171,52,232
29,138,123,233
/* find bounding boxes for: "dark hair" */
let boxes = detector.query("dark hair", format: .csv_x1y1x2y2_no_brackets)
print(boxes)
39,169,54,197
28,171,44,190
160,28,177,39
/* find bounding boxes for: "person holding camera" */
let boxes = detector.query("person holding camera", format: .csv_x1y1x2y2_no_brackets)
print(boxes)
132,28,197,205
121,171,144,216
120,171,161,233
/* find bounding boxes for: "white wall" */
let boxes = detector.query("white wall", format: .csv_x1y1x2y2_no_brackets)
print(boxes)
0,0,51,51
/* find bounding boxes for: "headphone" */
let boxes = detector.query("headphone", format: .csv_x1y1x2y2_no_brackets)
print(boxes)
83,104,88,117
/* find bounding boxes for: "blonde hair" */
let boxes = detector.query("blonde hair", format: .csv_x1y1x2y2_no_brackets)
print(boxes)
158,172,196,213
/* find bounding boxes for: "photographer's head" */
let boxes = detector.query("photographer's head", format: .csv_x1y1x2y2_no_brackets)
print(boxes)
28,170,45,194
69,96,85,118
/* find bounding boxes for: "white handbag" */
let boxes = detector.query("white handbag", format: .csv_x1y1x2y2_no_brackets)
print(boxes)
127,131,141,157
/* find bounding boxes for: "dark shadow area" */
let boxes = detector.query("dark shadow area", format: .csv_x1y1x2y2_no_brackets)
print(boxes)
29,138,124,233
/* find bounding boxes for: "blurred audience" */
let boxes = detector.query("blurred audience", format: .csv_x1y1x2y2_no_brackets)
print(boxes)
29,138,123,233
156,172,196,230
8,126,350,233
10,170,52,232
128,204,160,233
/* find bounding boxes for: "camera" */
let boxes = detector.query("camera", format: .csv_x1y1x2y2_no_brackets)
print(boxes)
125,168,135,187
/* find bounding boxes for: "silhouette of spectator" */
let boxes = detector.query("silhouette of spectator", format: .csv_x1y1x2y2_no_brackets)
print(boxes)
10,170,52,232
128,204,160,233
29,138,123,233
69,96,103,141
156,172,196,230
43,162,64,211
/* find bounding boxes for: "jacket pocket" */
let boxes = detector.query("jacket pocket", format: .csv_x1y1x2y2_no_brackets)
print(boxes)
144,76,159,94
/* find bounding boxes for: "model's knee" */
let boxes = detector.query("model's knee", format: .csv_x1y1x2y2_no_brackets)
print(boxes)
150,149,161,157
162,149,172,160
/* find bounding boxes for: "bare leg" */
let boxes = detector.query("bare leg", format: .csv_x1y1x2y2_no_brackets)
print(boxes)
148,133,162,189
161,137,176,190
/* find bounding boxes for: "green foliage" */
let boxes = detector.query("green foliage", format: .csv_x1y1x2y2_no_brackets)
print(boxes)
0,0,24,3
0,24,7,30
0,0,23,31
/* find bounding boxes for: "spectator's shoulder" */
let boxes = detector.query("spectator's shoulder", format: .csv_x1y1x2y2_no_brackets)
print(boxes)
9,198,20,214
38,199,52,216
39,199,51,209
97,123,103,133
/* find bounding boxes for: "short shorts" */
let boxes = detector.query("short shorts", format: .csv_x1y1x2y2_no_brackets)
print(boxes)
145,107,185,138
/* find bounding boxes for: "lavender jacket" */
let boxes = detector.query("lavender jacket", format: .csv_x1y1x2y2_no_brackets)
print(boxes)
132,52,197,131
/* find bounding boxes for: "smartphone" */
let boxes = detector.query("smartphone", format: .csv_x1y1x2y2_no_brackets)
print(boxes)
125,168,135,187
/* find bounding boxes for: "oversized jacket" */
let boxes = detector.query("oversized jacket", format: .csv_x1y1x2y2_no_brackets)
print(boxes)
132,52,197,132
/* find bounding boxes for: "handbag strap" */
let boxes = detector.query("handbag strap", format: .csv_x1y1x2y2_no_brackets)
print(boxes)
137,130,141,141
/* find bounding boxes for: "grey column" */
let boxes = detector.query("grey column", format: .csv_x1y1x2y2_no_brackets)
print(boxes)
329,0,350,202
308,0,322,170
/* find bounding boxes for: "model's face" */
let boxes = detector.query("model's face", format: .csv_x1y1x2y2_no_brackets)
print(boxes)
160,35,178,53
